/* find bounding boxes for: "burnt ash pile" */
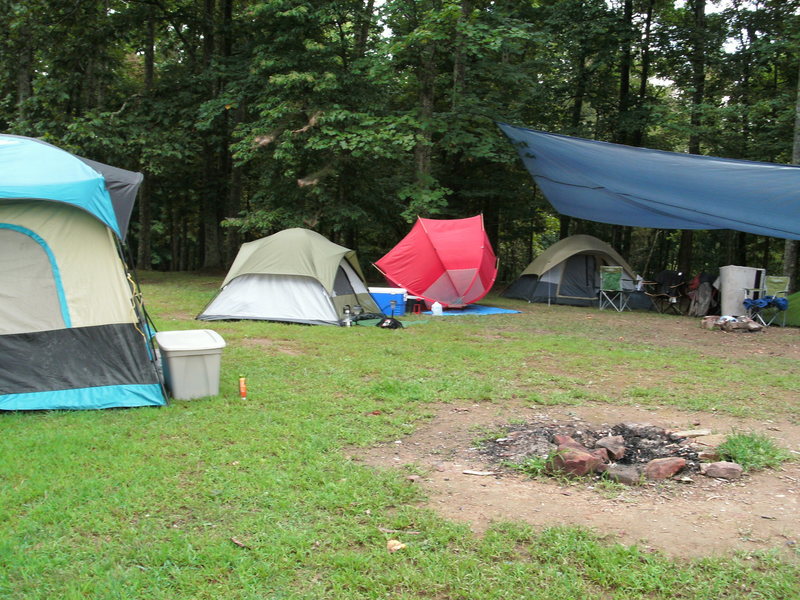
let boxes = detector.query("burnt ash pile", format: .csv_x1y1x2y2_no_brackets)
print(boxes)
479,420,715,485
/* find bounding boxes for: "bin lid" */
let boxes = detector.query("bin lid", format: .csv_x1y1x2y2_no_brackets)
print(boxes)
155,329,226,351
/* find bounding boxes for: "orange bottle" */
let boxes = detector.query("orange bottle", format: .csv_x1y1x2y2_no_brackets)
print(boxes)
238,375,247,400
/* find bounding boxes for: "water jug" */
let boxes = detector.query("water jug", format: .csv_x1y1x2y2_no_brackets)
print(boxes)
431,301,443,316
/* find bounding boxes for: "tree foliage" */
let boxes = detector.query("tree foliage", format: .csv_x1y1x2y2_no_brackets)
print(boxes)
1,0,798,283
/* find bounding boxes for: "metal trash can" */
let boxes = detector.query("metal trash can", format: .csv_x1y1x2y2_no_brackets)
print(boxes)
155,329,226,399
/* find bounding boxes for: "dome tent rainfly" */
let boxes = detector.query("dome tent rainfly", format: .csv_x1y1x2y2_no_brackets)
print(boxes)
0,134,166,410
502,235,636,306
197,228,381,326
374,215,498,308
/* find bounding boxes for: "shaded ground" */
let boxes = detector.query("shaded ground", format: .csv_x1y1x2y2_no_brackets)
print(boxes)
502,302,800,362
355,401,800,559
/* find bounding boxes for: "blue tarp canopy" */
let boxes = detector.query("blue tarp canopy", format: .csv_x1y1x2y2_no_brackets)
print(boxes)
0,134,142,240
498,123,800,241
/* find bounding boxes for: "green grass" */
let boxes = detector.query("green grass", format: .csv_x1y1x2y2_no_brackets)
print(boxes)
1,271,799,599
718,431,793,472
507,455,552,479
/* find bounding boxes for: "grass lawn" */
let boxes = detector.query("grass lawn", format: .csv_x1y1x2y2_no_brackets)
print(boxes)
1,271,798,599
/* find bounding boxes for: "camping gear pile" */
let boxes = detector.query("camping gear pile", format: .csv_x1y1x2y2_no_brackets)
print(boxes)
743,296,789,311
700,315,763,333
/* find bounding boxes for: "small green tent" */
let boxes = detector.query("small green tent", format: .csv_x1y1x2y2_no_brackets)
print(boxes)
502,235,637,306
197,228,381,325
783,291,800,326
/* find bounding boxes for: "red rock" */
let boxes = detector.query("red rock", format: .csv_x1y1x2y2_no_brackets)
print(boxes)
702,461,743,480
590,447,610,463
595,435,626,460
644,457,686,480
549,446,604,476
552,435,589,452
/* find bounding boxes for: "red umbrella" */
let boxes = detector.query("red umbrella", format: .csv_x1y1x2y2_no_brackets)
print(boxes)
375,215,498,308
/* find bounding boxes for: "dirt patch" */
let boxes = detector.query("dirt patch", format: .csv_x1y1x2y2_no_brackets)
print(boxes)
354,401,800,559
509,306,800,361
240,337,305,356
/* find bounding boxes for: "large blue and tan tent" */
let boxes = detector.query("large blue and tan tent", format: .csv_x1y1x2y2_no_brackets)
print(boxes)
0,134,166,410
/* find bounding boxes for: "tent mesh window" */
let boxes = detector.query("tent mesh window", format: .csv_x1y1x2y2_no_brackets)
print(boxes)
333,265,358,297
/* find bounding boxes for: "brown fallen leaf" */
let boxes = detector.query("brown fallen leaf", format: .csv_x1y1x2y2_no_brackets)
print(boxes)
386,539,406,552
230,537,250,549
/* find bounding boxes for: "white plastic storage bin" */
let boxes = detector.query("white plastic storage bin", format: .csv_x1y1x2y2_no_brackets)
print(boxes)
155,329,226,399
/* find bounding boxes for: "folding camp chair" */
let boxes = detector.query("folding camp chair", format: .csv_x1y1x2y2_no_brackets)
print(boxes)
643,270,685,315
598,265,630,311
744,275,790,326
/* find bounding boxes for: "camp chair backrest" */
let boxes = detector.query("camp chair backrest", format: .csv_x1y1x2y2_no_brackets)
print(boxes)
600,265,623,291
764,276,789,297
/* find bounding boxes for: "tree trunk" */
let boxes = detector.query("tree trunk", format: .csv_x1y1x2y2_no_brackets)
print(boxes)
137,10,155,269
451,0,471,111
414,42,436,190
678,0,707,277
783,57,800,292
16,31,33,120
559,215,571,240
630,0,655,148
200,0,223,269
735,231,747,266
615,0,633,145
570,51,589,134
354,0,375,59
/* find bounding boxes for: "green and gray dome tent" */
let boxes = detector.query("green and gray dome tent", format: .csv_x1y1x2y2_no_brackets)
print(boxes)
197,228,381,325
0,134,166,410
502,234,636,306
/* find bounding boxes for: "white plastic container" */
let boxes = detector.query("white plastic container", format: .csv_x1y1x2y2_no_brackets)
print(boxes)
155,329,226,400
431,301,443,316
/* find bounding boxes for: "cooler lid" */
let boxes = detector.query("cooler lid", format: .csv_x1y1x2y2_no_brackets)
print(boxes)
155,329,226,351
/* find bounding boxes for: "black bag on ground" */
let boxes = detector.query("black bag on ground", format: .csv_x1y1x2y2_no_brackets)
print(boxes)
376,317,404,329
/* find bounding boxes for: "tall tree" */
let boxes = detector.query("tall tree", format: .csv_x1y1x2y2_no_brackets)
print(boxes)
784,55,800,292
677,0,708,277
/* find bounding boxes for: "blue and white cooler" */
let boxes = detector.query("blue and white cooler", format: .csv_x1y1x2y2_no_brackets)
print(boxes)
368,287,407,316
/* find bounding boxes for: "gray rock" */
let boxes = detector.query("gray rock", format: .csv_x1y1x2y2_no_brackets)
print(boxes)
701,461,743,480
617,423,667,440
670,429,712,440
604,464,642,486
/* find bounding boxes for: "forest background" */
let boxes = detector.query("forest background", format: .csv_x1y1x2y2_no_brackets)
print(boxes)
2,0,799,289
